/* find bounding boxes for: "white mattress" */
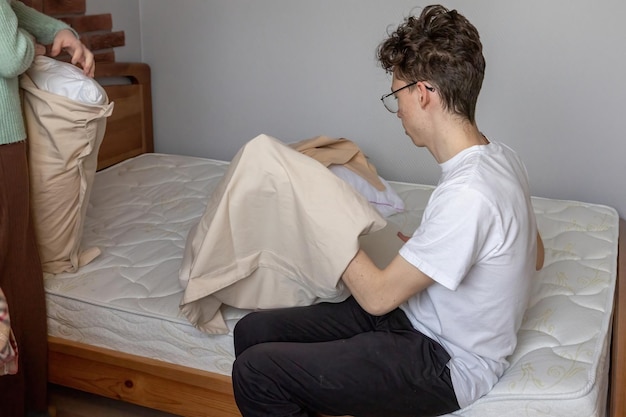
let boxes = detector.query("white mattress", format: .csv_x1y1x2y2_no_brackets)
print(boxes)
44,153,618,417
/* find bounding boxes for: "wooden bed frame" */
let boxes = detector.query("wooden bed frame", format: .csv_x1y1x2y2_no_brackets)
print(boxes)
47,62,625,417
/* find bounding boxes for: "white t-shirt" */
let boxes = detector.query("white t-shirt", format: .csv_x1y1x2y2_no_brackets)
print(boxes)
399,141,537,408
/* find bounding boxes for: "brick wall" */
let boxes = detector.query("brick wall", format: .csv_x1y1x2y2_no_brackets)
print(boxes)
21,0,125,62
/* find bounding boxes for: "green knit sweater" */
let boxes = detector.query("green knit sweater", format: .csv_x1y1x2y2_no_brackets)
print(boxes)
0,0,77,145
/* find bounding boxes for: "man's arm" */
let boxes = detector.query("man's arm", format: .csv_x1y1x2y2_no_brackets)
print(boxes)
342,249,433,316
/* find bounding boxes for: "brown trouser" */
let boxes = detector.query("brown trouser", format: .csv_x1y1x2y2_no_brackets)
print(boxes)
0,141,48,416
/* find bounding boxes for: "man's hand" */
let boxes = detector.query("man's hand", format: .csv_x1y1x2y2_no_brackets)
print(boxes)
397,231,410,242
49,29,95,77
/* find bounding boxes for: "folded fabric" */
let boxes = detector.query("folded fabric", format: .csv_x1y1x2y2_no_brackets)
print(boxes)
290,135,385,191
0,287,18,376
26,56,107,105
179,134,386,334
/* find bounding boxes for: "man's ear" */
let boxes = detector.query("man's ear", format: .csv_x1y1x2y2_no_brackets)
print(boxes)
416,82,433,108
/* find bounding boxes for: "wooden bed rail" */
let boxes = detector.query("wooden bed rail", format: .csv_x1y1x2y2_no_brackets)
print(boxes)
48,336,241,417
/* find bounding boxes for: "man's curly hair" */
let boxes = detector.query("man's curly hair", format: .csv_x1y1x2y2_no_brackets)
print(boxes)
377,5,485,123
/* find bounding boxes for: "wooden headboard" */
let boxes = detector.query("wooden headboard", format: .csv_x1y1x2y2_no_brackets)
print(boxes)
95,62,154,170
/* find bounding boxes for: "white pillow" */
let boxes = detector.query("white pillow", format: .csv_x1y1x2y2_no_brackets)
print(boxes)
329,164,404,217
26,56,107,105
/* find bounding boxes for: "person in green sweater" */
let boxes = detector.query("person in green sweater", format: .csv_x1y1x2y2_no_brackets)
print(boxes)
0,1,94,415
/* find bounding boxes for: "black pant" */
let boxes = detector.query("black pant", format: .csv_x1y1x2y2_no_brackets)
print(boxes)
232,296,459,417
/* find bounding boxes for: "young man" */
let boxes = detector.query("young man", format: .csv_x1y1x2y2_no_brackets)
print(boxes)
232,5,542,416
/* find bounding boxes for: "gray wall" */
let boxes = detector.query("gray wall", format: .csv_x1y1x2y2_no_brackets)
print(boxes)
88,0,626,217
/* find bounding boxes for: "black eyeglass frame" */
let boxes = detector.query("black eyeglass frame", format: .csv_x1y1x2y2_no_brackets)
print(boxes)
380,81,435,113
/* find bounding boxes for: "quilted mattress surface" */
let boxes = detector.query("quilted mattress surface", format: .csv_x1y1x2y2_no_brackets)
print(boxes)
44,153,618,417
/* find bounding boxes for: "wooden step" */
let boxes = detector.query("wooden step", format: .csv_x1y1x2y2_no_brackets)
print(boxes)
60,13,113,33
42,0,86,16
80,30,125,50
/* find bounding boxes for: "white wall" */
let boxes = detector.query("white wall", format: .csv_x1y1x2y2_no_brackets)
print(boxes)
89,0,626,218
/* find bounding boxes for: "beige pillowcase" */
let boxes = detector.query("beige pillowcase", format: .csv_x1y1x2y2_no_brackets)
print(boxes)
179,134,386,334
20,73,113,274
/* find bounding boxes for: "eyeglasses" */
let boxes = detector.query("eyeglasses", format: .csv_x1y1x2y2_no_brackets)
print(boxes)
380,81,435,113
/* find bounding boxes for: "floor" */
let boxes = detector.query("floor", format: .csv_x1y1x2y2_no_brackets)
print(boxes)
49,384,180,417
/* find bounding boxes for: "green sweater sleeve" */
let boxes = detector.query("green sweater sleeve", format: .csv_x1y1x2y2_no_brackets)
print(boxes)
0,0,35,77
11,0,78,44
